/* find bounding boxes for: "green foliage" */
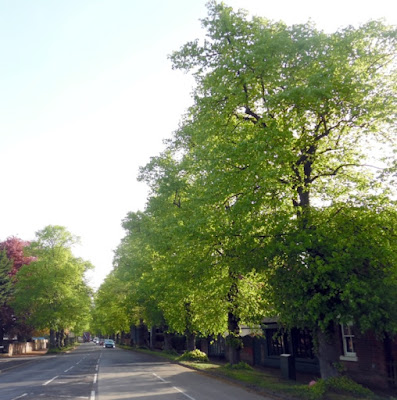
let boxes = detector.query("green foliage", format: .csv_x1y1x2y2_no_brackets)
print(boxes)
178,349,209,362
224,361,253,371
267,205,397,335
11,226,93,342
225,334,243,349
307,376,373,399
100,1,397,380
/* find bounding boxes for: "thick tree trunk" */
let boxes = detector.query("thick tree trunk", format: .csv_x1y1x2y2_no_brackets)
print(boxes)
186,331,196,351
226,312,241,365
129,325,134,346
163,331,173,351
49,329,56,349
184,302,196,351
317,327,341,379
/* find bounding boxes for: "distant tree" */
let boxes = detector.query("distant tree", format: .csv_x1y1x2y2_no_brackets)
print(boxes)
11,226,93,348
0,250,12,307
0,237,35,342
0,250,12,344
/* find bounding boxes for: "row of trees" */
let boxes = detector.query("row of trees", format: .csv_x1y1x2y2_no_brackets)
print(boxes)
93,2,397,379
0,226,93,349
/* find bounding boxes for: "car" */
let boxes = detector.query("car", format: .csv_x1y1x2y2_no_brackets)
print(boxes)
103,339,115,348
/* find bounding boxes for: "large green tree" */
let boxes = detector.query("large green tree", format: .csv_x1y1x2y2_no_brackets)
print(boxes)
166,1,397,375
12,226,93,348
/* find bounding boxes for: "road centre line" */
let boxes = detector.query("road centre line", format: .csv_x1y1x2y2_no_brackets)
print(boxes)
152,372,167,383
43,375,58,386
93,373,97,384
11,394,27,400
173,386,196,400
64,366,74,372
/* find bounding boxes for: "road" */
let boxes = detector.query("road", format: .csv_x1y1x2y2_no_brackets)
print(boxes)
0,343,272,400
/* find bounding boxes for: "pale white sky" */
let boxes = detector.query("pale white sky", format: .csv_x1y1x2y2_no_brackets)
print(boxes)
0,0,396,290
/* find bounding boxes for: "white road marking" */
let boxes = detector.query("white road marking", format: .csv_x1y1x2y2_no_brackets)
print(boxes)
11,394,27,400
90,390,95,400
173,387,196,400
152,372,167,383
64,366,74,372
152,373,194,399
93,373,97,384
43,375,59,386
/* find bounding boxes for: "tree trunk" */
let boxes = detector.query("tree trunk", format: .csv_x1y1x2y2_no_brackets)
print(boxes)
317,327,341,379
49,329,56,349
184,302,195,351
186,331,196,351
227,312,241,365
129,325,134,346
59,329,65,347
163,331,173,351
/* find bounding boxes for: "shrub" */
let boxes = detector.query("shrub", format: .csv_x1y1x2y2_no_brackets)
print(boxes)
177,349,209,363
307,376,373,399
225,361,253,371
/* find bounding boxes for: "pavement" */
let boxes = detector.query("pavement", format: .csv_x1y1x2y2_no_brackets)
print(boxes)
0,349,48,373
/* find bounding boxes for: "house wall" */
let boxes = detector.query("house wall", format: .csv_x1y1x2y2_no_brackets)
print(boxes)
337,330,395,390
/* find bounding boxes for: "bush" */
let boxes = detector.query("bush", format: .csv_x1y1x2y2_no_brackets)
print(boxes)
177,349,209,363
307,376,373,399
225,361,253,371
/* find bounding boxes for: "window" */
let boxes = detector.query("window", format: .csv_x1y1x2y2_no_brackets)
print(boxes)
340,323,358,362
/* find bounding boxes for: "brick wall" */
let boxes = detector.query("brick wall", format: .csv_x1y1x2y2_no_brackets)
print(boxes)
338,330,391,389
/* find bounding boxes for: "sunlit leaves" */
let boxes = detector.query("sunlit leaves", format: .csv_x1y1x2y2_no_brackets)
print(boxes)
11,226,93,336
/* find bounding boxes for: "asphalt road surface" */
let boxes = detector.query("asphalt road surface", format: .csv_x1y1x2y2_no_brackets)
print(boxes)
0,343,272,400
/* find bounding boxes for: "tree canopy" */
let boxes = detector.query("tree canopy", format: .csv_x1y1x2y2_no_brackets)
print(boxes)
11,226,93,347
95,1,397,377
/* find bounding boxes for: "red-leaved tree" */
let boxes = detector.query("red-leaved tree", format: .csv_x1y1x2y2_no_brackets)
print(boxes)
0,237,36,342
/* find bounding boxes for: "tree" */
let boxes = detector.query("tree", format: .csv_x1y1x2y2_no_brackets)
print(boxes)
0,237,36,276
11,226,93,348
167,1,397,374
0,237,35,342
139,151,269,358
0,250,12,344
266,204,397,377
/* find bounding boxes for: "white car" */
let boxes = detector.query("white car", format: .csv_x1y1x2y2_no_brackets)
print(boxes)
103,339,115,348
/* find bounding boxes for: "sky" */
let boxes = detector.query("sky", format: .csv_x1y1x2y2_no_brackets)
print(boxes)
1,0,396,290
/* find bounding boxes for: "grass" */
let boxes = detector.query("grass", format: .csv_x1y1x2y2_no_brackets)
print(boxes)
118,345,396,400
